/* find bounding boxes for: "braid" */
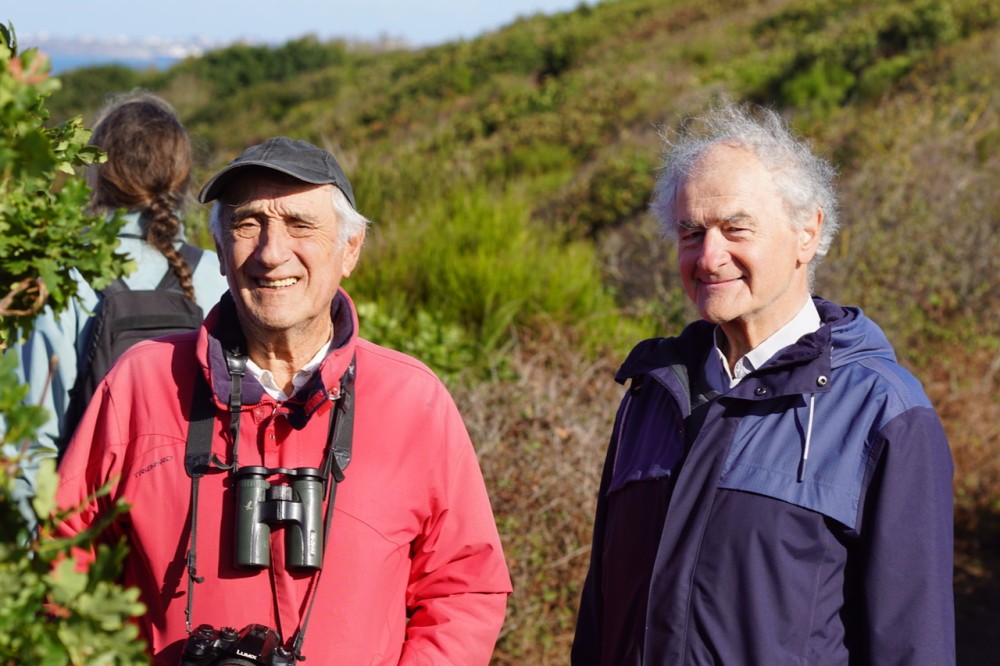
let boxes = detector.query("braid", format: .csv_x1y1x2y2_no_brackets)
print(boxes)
146,196,196,302
88,93,197,303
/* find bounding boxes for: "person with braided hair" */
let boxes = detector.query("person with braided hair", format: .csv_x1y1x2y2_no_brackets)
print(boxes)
9,92,229,478
86,93,211,305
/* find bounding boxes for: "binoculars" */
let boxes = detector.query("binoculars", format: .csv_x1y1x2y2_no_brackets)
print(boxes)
234,466,325,571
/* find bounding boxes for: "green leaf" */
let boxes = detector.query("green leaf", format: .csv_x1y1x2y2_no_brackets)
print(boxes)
30,457,58,519
48,557,88,604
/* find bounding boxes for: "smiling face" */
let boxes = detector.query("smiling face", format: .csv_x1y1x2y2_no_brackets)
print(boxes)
216,173,364,360
674,144,821,358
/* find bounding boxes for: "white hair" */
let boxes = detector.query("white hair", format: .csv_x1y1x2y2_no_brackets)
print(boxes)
649,103,840,280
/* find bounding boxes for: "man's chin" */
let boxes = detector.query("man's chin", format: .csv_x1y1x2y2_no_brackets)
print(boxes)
233,309,296,335
696,302,740,326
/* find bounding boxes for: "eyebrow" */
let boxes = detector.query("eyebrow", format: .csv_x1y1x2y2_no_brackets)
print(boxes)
228,203,320,224
678,212,755,229
677,219,704,232
721,212,755,225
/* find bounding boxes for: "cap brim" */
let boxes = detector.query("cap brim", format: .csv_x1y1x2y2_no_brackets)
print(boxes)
198,161,339,203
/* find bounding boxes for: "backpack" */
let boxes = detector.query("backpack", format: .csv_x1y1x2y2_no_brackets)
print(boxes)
60,243,206,454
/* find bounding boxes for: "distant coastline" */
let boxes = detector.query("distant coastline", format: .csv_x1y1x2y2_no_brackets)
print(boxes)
27,33,407,75
48,53,182,75
20,34,221,75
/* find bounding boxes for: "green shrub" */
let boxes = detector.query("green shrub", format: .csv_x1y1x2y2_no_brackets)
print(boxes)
951,0,1000,32
748,0,970,110
43,64,144,124
355,302,479,383
856,54,914,101
350,185,621,367
540,152,658,237
779,60,856,111
168,36,349,97
0,31,128,343
0,25,146,665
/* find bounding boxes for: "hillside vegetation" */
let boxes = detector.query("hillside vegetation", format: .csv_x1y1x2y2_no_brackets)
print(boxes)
41,0,1000,662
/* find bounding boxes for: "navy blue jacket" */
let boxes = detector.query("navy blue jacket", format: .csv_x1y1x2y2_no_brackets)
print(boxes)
573,298,954,665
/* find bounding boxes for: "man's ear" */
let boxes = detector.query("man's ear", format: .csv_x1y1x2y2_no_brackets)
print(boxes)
797,207,824,264
341,227,366,278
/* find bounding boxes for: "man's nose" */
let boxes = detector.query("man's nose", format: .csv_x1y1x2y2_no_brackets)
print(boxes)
696,228,729,272
254,222,293,266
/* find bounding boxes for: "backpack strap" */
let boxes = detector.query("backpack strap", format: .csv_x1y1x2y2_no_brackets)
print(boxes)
184,370,216,478
183,370,216,634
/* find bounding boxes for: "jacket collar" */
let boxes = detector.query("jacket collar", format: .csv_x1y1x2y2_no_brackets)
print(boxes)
196,288,359,427
615,297,861,406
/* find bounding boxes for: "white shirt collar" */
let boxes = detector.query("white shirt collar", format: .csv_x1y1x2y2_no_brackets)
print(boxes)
705,298,821,392
245,337,333,402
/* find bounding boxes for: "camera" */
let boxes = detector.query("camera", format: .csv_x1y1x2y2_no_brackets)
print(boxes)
234,466,325,570
180,623,294,665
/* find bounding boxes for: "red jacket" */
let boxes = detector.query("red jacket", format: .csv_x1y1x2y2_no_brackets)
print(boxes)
56,289,512,665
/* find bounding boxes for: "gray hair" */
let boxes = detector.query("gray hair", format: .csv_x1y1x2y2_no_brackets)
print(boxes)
210,182,369,246
649,103,839,276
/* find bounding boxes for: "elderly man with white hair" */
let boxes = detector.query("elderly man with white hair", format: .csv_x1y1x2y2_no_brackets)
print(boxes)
57,137,512,665
573,104,954,666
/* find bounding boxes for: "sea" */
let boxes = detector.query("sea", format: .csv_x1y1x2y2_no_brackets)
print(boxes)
48,53,182,75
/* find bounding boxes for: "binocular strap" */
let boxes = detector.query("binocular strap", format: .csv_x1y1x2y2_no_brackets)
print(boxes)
184,370,215,635
182,353,356,661
291,378,353,658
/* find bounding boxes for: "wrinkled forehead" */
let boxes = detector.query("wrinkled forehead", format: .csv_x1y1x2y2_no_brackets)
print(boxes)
217,167,330,208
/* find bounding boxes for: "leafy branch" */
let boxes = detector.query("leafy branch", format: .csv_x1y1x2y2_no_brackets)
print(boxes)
0,23,128,343
0,23,146,665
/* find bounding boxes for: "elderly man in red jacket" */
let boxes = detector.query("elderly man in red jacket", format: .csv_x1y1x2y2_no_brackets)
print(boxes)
56,137,512,665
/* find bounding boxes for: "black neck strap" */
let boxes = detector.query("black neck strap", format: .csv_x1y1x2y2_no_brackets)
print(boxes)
183,368,215,634
291,377,354,657
224,351,247,471
183,353,356,661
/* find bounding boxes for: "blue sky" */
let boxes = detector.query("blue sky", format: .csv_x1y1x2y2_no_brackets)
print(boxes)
5,0,592,46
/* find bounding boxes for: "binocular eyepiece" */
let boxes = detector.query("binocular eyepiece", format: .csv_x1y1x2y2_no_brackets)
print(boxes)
234,466,325,571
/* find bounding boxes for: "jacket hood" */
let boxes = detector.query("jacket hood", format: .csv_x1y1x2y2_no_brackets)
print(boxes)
814,298,898,370
195,287,359,427
725,298,897,377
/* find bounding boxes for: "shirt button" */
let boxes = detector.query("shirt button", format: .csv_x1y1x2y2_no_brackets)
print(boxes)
754,387,767,396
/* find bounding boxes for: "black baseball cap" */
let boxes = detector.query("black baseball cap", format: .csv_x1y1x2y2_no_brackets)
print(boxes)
198,136,356,209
